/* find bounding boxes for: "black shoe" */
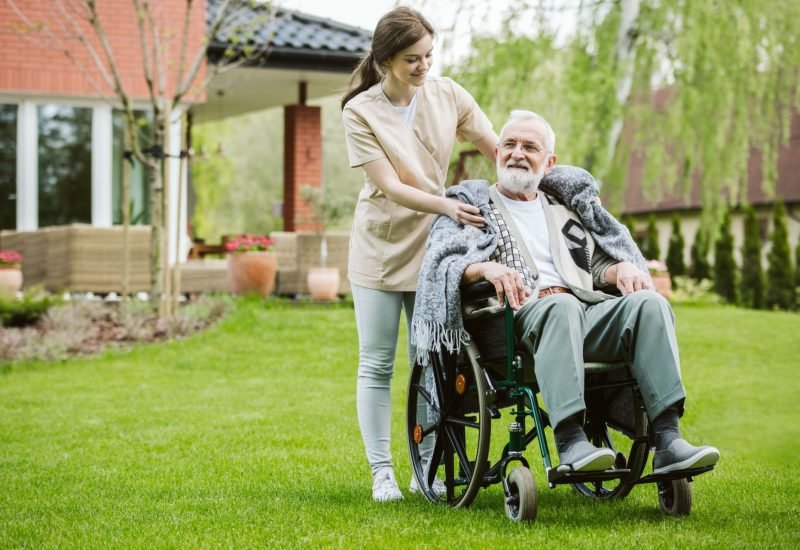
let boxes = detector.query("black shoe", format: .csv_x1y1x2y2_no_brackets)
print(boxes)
653,438,719,474
558,440,615,471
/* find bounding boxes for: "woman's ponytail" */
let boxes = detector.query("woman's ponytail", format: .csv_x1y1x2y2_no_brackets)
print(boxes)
341,52,382,109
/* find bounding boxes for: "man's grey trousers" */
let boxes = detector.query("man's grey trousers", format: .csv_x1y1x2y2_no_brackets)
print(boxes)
514,290,686,430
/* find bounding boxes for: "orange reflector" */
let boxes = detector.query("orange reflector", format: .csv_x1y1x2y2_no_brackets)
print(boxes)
455,374,467,394
413,425,423,444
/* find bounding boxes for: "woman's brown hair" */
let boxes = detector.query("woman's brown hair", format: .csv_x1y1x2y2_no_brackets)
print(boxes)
341,7,435,109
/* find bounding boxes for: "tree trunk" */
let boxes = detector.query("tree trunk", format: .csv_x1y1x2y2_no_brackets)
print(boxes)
604,0,641,180
121,124,132,299
147,156,163,312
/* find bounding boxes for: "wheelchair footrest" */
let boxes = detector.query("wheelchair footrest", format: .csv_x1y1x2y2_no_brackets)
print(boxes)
548,467,631,485
635,465,715,484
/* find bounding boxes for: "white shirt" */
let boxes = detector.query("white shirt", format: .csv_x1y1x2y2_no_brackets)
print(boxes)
392,92,418,129
496,191,569,289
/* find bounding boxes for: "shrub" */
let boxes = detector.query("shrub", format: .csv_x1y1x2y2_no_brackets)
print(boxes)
714,211,738,304
740,207,765,309
670,276,722,305
766,200,795,310
641,215,661,260
690,228,712,281
665,214,686,288
0,288,60,327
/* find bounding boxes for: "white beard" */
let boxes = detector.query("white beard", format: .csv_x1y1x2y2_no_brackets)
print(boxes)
496,161,545,195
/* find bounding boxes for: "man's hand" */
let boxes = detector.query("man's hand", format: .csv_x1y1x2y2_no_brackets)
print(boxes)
463,262,530,310
604,261,653,295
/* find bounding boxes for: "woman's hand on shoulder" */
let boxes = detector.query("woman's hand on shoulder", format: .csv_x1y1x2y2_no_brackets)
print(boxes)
444,198,484,228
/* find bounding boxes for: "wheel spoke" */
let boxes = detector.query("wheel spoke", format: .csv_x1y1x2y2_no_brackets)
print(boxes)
412,383,441,415
445,416,480,430
444,424,473,480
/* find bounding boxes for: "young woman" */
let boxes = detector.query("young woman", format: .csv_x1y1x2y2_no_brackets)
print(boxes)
341,6,498,502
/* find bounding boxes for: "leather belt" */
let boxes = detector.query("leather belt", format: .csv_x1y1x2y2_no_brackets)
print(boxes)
538,286,573,298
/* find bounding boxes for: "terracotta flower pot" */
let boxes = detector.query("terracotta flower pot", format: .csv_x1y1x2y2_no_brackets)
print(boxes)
0,266,23,294
227,252,277,297
307,267,340,301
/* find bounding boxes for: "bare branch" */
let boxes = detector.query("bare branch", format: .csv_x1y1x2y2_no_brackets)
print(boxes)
143,0,167,99
52,0,116,90
175,0,195,95
132,0,158,109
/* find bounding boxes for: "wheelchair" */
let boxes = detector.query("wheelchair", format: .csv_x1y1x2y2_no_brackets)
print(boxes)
406,281,715,522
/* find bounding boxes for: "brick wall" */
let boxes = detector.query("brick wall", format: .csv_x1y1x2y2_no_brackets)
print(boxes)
283,104,322,232
0,0,206,101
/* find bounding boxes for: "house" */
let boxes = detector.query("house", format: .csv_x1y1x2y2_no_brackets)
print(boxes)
616,111,800,267
0,0,370,293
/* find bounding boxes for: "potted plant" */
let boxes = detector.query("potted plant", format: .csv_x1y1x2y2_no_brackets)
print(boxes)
300,186,352,301
0,250,23,295
225,234,277,297
645,259,672,298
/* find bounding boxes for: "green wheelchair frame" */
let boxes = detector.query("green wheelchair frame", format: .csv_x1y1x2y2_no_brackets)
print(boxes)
406,281,715,522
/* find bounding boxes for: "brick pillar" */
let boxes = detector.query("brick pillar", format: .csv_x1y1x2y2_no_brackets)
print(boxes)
283,105,322,232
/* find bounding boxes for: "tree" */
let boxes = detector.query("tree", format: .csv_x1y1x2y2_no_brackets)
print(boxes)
714,211,738,304
766,200,796,310
740,207,765,309
640,215,660,260
689,229,712,281
7,0,274,316
665,213,685,287
437,0,800,218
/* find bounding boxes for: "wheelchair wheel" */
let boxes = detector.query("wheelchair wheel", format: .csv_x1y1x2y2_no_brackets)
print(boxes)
505,467,537,522
407,344,491,508
658,478,692,516
571,389,649,500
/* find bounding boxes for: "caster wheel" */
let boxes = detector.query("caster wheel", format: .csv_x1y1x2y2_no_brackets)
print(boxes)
505,467,537,522
658,478,692,516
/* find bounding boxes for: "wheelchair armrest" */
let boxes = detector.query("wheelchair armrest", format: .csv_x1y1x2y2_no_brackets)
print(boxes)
460,279,497,302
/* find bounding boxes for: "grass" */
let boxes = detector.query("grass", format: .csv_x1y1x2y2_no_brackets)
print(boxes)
1,297,799,547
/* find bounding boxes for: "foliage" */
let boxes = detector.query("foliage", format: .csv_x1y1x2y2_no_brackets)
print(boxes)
0,250,22,267
0,288,59,328
299,185,355,233
740,207,766,309
690,228,712,281
0,295,230,363
714,211,739,304
668,276,721,306
1,300,799,546
441,1,800,218
765,200,796,310
224,234,274,254
640,215,660,259
665,214,686,285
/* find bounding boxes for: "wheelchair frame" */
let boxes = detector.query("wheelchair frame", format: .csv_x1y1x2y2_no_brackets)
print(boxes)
406,282,715,521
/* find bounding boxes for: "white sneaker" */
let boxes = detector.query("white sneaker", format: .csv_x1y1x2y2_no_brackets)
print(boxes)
372,467,403,502
409,474,447,498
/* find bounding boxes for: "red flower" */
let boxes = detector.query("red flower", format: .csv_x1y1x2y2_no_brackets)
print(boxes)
0,250,22,267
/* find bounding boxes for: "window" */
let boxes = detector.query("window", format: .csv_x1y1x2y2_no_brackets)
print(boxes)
37,105,92,226
112,110,152,225
0,104,16,230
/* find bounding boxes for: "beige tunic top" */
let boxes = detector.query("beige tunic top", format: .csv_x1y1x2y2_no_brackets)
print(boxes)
343,76,493,291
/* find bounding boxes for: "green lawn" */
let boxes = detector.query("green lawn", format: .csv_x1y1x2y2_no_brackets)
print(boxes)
1,298,799,547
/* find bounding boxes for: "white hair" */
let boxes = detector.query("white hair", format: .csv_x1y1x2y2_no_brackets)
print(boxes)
498,110,556,153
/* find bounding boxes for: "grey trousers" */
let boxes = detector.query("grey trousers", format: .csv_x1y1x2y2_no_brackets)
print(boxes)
515,291,686,430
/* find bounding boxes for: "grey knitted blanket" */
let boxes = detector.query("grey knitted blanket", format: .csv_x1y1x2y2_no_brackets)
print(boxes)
411,180,497,366
412,166,647,366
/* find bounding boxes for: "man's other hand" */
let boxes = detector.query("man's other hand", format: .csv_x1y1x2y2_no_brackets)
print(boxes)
606,261,654,295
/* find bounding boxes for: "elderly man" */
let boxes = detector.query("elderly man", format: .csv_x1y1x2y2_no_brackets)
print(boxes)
417,110,720,474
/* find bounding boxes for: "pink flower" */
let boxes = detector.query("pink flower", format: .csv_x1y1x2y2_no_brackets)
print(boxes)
645,259,668,274
0,250,22,267
226,234,275,254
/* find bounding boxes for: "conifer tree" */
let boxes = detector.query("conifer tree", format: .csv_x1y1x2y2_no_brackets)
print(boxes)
641,215,661,259
665,214,686,286
766,200,795,310
714,211,738,304
740,207,765,309
690,229,712,281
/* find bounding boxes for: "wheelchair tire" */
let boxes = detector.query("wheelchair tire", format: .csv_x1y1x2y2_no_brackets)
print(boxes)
407,344,491,508
571,388,649,500
505,467,537,522
658,478,692,516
